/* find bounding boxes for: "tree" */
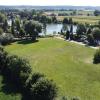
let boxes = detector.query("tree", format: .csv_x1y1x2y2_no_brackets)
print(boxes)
11,19,15,35
0,13,6,23
86,27,92,34
76,24,86,35
6,55,32,87
19,27,25,38
65,30,70,40
0,33,14,45
52,16,57,23
30,79,57,100
87,34,95,45
43,22,47,36
93,49,100,64
63,18,69,24
0,46,8,73
40,15,47,23
69,18,73,24
94,10,100,16
15,18,21,33
3,19,8,32
92,28,100,41
24,20,42,41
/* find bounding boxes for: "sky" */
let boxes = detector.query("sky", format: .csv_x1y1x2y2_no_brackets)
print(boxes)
0,0,100,6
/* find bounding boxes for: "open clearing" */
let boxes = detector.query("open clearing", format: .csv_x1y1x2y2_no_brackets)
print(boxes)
3,38,100,100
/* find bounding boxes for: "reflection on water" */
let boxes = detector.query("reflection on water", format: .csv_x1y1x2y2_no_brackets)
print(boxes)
40,24,77,35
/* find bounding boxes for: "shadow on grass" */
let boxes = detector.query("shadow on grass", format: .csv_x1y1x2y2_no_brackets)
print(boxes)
17,40,39,45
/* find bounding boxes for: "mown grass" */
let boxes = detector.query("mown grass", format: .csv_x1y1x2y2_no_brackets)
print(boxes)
3,38,100,100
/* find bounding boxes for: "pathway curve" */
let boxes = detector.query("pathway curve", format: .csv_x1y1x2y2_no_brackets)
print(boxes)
55,36,99,50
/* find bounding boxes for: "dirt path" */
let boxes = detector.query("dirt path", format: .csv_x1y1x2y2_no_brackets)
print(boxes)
55,36,99,50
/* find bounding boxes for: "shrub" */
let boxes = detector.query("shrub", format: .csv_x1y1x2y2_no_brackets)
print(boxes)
6,55,32,87
92,28,100,41
0,46,8,73
30,79,57,100
0,33,14,45
93,49,100,64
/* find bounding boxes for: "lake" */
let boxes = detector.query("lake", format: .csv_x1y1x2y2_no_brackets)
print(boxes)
40,24,77,35
8,20,77,35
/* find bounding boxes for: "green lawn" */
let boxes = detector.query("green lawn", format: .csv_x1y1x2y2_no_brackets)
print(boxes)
3,38,100,100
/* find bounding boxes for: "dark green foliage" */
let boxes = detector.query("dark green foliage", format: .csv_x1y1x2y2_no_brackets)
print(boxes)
0,46,8,73
0,33,14,45
3,19,8,32
87,34,95,45
92,28,100,40
65,31,70,40
76,24,86,35
94,10,100,16
24,20,42,41
15,18,21,32
26,73,44,90
63,18,69,24
30,79,57,100
70,24,73,33
69,18,73,24
19,27,25,37
52,16,57,23
11,19,15,35
6,55,32,87
86,27,92,34
93,49,100,64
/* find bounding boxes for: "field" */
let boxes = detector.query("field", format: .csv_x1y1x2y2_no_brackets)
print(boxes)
2,38,100,100
57,16,100,24
44,10,94,16
44,10,100,24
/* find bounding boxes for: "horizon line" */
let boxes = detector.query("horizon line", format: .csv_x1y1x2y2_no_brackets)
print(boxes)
0,5,100,7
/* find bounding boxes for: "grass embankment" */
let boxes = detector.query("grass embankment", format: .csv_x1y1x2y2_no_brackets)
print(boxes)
2,38,100,100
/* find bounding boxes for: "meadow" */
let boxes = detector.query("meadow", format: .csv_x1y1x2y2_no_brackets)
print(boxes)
1,38,100,100
57,16,100,24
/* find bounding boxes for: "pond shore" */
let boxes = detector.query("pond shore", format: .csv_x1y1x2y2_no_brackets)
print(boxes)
55,36,99,50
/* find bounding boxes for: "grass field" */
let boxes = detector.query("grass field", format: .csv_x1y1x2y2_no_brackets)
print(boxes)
2,38,100,100
57,16,100,24
44,10,94,16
